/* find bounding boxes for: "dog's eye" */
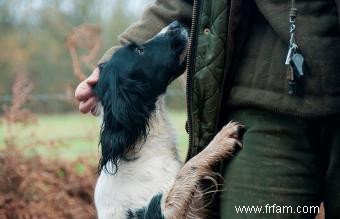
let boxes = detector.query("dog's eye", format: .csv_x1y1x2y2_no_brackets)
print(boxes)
135,47,144,55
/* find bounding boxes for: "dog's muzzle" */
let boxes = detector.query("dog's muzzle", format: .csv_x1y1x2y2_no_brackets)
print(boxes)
160,21,188,38
160,21,189,64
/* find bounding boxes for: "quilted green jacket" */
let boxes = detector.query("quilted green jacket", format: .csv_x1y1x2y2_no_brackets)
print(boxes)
100,0,340,160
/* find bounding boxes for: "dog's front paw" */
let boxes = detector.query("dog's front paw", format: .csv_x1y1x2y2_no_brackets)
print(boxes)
207,121,245,158
221,121,245,143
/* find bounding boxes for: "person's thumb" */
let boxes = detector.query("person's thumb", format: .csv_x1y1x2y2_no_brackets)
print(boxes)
86,67,100,86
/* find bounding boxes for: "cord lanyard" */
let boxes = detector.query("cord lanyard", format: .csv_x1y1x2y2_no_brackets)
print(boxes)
285,0,304,95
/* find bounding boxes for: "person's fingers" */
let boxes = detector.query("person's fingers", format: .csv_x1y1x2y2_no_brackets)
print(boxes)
75,80,94,102
86,67,100,86
79,96,98,114
75,67,100,101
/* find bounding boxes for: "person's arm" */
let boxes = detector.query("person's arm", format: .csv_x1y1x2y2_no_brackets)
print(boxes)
99,0,192,64
75,0,192,114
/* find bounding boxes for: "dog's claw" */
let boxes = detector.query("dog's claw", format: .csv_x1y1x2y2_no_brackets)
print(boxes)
206,121,245,159
222,121,245,141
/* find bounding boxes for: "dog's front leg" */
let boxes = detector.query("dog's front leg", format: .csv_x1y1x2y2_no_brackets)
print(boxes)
162,121,244,219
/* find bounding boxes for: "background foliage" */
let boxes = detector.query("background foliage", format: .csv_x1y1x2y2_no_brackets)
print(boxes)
0,0,185,113
0,2,188,216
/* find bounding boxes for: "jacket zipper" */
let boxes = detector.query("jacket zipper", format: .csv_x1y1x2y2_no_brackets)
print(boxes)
185,0,201,161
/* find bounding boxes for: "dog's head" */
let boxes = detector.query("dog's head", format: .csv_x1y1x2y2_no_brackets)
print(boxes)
93,21,188,173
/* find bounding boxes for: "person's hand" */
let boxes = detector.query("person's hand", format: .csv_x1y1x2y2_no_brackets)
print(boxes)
75,67,100,115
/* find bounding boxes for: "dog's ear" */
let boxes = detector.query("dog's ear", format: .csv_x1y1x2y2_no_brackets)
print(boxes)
94,66,158,174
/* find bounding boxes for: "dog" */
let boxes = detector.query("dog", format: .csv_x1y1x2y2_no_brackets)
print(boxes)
92,21,244,219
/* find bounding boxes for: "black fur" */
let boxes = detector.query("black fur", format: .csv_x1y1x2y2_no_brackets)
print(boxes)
127,194,165,219
93,21,188,173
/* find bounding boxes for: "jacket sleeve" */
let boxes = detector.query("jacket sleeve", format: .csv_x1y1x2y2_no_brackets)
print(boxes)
98,0,193,64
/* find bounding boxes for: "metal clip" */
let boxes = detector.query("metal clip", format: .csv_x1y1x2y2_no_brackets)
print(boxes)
285,43,297,65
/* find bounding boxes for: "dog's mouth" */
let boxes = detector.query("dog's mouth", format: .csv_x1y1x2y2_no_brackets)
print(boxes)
158,21,189,64
161,21,189,83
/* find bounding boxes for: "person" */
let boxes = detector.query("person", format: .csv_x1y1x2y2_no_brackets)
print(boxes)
75,0,340,218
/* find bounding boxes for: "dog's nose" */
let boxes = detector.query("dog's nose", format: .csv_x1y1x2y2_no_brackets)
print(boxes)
169,21,181,30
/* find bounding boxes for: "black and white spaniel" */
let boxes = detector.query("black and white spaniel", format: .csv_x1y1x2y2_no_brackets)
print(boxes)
93,21,244,219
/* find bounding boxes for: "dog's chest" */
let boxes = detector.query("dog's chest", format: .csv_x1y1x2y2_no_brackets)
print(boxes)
94,144,181,219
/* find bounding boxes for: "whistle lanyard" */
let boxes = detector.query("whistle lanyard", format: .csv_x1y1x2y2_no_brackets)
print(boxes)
285,0,304,95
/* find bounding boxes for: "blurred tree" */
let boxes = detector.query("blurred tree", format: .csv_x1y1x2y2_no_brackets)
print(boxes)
0,0,153,112
0,0,184,113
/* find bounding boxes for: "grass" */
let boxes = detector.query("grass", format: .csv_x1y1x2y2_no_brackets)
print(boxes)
0,110,188,161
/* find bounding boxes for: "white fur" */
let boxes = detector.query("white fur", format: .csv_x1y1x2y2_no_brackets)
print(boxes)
94,97,182,219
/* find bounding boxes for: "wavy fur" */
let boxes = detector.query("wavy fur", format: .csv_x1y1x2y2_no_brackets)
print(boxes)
94,64,160,173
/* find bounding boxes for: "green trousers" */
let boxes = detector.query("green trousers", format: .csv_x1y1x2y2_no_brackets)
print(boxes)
220,108,340,219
